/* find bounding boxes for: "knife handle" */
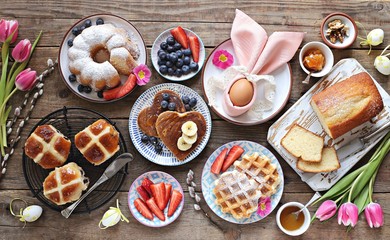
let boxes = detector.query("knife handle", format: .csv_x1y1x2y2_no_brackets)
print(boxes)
362,120,390,144
61,174,109,218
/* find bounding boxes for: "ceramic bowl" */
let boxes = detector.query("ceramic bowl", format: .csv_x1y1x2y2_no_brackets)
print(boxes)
321,12,358,49
276,202,311,236
151,27,205,81
299,41,334,77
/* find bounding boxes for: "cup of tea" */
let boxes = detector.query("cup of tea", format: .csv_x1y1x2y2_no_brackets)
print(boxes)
276,202,311,236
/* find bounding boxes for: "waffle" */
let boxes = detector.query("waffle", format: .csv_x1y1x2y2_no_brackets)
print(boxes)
234,152,280,197
213,170,261,219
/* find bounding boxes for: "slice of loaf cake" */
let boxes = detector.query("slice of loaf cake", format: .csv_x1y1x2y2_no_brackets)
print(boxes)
310,72,383,139
281,124,324,162
297,147,340,173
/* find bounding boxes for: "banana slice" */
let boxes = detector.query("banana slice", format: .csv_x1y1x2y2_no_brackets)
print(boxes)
177,137,192,151
182,133,197,144
181,121,198,137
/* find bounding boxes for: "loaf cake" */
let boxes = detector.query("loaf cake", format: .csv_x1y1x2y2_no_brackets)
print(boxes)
311,72,384,139
281,124,324,162
297,147,340,173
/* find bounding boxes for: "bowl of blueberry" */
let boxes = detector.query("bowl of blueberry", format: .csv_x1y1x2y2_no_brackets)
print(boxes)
151,26,205,81
58,14,147,103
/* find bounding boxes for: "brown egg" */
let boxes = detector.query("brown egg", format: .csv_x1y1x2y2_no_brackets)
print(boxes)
229,78,254,106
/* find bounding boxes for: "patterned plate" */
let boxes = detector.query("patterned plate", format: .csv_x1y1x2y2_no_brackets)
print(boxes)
201,140,284,224
128,171,184,227
129,83,212,166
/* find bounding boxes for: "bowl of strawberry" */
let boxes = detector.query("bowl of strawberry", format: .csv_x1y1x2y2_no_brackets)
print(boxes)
128,171,184,227
152,26,205,81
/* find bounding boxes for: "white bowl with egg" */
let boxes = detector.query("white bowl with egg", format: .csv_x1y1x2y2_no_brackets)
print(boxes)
276,202,311,236
299,41,334,78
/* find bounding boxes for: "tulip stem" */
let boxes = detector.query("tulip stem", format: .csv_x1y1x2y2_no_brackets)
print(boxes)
368,169,379,203
348,172,364,202
6,61,18,84
0,88,17,117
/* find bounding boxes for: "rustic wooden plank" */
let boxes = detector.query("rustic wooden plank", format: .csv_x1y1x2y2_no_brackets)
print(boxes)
1,118,389,194
3,17,390,50
1,0,388,29
0,190,389,239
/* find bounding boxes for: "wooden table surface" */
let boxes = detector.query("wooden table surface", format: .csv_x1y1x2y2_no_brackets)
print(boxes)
1,1,389,239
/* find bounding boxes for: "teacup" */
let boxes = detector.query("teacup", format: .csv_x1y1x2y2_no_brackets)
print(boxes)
276,202,311,236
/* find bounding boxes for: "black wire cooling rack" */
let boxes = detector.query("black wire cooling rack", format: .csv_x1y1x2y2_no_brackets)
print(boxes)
22,107,128,214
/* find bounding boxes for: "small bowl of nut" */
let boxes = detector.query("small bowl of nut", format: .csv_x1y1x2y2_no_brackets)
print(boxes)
321,12,358,49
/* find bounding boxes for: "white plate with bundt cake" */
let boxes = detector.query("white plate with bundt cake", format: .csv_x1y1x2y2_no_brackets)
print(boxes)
58,14,147,103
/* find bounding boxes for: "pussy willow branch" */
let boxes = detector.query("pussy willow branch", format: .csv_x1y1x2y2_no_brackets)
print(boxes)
186,169,224,232
0,59,57,181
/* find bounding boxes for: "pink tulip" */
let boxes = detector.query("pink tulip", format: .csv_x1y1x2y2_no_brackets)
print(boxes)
337,202,359,227
15,68,37,91
0,19,7,42
315,200,337,221
12,39,31,62
364,202,384,228
0,19,19,43
7,20,19,43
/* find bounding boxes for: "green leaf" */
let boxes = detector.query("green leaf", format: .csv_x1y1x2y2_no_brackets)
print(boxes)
349,135,390,201
312,165,366,206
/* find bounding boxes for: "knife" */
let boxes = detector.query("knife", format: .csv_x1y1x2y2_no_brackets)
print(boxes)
338,97,390,160
61,152,134,218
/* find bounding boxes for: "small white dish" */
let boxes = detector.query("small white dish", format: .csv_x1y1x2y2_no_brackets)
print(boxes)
151,28,205,81
276,202,311,236
128,171,184,227
299,41,334,78
321,12,358,49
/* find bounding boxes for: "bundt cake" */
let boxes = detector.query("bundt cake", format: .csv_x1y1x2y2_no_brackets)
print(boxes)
68,24,139,91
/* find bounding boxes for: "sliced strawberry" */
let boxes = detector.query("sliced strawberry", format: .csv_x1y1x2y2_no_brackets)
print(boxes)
146,197,165,221
150,182,166,210
164,183,172,208
102,86,121,101
116,73,137,99
134,198,154,220
188,36,200,63
136,185,150,201
142,178,154,196
168,190,183,217
102,74,137,101
211,148,229,174
221,145,244,172
170,26,188,49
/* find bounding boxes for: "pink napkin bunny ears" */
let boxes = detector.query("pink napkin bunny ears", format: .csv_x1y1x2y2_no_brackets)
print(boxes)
222,9,305,118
